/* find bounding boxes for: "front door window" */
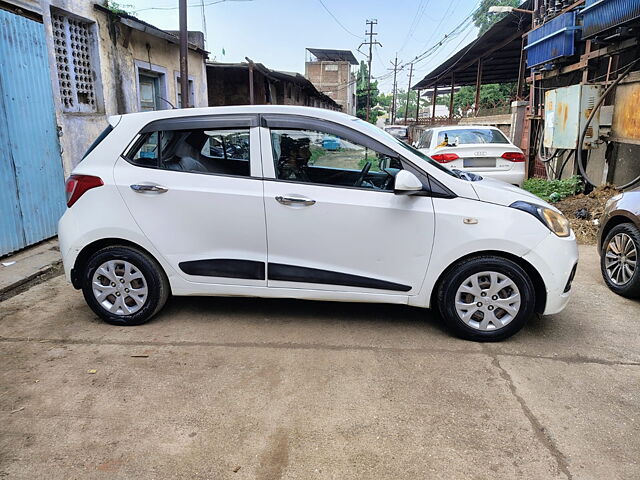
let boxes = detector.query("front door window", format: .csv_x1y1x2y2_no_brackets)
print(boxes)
270,129,404,192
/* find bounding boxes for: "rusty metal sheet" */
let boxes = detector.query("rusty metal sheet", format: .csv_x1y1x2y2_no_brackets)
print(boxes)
611,81,640,145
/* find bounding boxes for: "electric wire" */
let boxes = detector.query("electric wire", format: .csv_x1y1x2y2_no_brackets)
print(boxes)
316,0,362,39
575,57,640,189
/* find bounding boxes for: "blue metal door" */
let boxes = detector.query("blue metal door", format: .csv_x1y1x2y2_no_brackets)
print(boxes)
0,9,66,256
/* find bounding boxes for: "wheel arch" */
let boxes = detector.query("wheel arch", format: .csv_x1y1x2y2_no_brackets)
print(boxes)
71,237,171,291
599,214,637,252
429,250,547,314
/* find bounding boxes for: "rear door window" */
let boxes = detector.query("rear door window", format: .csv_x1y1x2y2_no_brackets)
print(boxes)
126,128,251,177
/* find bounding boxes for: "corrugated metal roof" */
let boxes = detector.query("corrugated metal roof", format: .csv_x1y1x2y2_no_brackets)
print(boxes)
412,0,532,89
306,48,359,65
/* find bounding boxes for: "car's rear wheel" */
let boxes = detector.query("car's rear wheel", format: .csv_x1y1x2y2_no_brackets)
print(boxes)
600,223,640,298
437,256,536,341
81,246,170,326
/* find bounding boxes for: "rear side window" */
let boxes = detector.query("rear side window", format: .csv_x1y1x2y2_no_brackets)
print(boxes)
126,128,251,177
82,125,113,160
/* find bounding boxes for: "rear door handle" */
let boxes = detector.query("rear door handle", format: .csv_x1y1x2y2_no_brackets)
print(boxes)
275,195,316,206
130,184,168,194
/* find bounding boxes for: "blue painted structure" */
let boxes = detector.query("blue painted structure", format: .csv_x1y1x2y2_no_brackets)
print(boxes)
581,0,640,39
322,136,341,151
525,12,580,68
0,9,66,256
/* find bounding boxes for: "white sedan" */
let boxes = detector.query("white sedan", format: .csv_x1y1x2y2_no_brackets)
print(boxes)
415,126,526,187
59,106,577,341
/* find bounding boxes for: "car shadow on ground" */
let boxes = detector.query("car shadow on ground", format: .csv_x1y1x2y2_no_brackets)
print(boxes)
157,295,452,337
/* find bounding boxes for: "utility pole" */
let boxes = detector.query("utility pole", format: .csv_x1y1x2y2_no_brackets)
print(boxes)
359,20,381,122
404,62,413,123
179,0,190,108
388,55,401,124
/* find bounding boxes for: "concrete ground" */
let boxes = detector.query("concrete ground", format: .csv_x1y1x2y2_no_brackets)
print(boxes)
0,245,639,479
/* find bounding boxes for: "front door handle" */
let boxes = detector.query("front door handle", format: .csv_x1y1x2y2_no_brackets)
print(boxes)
275,195,316,206
130,184,168,194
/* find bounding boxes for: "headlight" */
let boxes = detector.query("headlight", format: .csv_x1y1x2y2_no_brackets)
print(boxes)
511,201,571,237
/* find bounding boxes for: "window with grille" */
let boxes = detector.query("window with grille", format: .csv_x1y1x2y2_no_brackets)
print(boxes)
51,11,98,112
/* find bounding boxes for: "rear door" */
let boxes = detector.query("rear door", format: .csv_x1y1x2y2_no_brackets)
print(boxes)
114,115,267,286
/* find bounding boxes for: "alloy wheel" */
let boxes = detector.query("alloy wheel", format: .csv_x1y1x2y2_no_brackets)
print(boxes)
454,271,521,331
92,260,148,315
605,233,637,286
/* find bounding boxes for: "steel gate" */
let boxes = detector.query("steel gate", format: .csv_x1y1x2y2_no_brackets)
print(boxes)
0,9,66,256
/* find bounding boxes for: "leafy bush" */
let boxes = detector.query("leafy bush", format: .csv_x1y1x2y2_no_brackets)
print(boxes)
523,176,582,202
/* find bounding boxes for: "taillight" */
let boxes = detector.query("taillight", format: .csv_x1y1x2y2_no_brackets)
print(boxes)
65,174,103,207
431,153,460,163
501,152,525,162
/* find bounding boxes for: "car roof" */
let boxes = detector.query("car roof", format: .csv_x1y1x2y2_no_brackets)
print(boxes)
109,105,355,128
427,125,503,132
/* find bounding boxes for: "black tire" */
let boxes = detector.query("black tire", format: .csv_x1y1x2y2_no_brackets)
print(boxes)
600,223,640,299
81,245,170,326
437,256,536,341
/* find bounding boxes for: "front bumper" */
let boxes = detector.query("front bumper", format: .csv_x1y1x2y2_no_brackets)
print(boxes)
522,231,579,315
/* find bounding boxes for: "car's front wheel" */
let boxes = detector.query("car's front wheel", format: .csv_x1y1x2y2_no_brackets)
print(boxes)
437,256,536,341
600,223,640,298
81,246,170,325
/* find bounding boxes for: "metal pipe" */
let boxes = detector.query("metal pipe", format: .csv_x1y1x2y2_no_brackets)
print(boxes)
474,59,483,115
431,84,438,121
404,63,413,123
179,0,189,108
575,57,640,188
448,74,455,119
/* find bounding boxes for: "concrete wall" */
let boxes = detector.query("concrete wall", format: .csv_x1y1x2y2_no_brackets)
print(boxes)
10,0,207,175
458,114,512,138
305,61,354,115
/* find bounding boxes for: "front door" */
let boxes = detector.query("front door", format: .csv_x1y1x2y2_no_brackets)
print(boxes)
261,118,435,295
114,116,267,286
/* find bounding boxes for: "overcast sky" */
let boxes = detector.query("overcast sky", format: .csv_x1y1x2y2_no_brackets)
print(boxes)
128,0,481,93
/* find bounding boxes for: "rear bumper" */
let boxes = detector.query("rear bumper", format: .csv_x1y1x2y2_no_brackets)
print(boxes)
474,169,526,187
522,231,579,315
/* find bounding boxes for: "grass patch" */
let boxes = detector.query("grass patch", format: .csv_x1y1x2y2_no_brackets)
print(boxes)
523,176,582,202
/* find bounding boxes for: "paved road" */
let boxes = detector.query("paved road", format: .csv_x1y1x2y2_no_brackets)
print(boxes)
1,245,639,479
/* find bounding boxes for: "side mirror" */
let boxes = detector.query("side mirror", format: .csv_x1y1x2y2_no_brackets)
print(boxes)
394,170,423,195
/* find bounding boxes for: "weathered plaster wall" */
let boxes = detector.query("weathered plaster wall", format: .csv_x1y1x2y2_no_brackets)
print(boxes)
32,0,208,174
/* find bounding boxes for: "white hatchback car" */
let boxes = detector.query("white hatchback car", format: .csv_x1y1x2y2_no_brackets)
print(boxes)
59,106,577,341
415,126,526,187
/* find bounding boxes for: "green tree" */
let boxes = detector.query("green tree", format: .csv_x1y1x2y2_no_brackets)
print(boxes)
452,83,516,115
377,92,393,110
472,0,520,36
395,89,419,121
356,61,379,124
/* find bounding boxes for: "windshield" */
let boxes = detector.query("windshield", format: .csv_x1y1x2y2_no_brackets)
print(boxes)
435,128,509,147
352,118,458,178
385,127,407,137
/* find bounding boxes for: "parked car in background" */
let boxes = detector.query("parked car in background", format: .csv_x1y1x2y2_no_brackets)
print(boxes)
415,126,526,187
59,106,578,341
384,125,409,143
598,187,640,298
